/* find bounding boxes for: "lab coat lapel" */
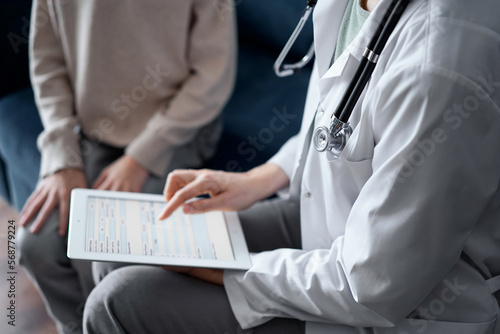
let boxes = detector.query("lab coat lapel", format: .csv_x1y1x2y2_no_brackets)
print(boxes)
313,0,349,79
315,0,379,101
316,0,419,102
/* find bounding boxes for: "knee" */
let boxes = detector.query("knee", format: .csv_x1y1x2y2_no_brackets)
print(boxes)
83,283,112,333
18,228,47,273
17,227,41,265
92,262,129,285
17,214,65,272
83,268,136,333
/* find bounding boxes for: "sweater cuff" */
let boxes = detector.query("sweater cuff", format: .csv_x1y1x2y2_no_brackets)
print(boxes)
38,131,83,178
125,131,174,177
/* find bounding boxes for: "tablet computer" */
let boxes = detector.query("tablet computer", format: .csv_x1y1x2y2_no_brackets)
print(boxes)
67,189,252,270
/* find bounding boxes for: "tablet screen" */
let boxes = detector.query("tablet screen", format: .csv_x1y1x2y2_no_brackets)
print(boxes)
85,196,234,261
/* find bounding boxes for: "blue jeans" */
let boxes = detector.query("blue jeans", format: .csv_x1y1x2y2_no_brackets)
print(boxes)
0,87,42,211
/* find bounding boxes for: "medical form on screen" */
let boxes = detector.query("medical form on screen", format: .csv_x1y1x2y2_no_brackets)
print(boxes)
85,197,235,261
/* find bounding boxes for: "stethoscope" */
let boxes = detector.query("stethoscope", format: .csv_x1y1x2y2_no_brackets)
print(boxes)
274,0,410,159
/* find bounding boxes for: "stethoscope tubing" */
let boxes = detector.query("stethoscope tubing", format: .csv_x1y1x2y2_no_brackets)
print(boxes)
336,0,411,123
274,1,317,77
274,0,411,157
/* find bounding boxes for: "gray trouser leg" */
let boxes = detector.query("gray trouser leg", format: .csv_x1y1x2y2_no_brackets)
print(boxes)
18,211,92,334
85,265,304,334
86,198,305,334
18,134,205,334
238,197,301,252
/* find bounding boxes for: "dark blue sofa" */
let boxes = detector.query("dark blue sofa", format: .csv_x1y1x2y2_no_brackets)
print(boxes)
0,0,313,211
0,1,43,211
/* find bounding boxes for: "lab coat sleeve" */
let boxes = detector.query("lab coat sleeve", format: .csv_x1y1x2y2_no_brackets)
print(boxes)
30,0,82,177
224,66,500,329
125,0,237,176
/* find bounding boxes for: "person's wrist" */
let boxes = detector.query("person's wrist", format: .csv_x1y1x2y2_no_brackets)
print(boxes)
124,155,148,174
123,154,139,167
246,164,288,199
51,168,84,177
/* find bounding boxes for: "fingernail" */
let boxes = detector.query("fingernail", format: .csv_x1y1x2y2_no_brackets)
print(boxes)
184,205,193,214
157,210,166,220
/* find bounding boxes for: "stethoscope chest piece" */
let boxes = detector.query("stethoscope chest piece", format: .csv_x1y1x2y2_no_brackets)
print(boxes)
313,126,330,152
313,117,352,159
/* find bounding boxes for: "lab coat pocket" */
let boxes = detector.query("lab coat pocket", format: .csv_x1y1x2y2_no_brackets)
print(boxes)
343,158,373,192
328,157,373,197
393,317,497,334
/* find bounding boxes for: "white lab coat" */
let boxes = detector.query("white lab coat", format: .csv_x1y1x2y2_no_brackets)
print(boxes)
224,0,500,333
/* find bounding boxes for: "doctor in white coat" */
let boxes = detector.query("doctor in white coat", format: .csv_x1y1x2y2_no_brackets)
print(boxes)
84,0,500,333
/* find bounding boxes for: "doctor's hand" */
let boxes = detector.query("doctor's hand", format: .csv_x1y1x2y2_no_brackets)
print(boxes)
20,169,87,236
158,164,289,219
162,266,224,286
92,155,148,193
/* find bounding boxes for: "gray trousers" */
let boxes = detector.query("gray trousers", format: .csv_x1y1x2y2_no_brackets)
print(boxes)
18,134,205,334
83,198,305,334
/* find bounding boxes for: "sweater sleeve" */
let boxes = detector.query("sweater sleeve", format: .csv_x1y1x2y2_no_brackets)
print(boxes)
126,0,237,176
30,0,82,178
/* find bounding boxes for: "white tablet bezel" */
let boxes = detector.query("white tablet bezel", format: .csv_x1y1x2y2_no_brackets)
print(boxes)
67,188,252,270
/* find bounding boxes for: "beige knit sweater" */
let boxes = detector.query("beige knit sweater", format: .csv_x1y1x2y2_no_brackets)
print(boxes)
29,0,236,177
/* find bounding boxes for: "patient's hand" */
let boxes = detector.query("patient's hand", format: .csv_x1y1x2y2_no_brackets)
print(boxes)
92,155,148,193
20,169,87,236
